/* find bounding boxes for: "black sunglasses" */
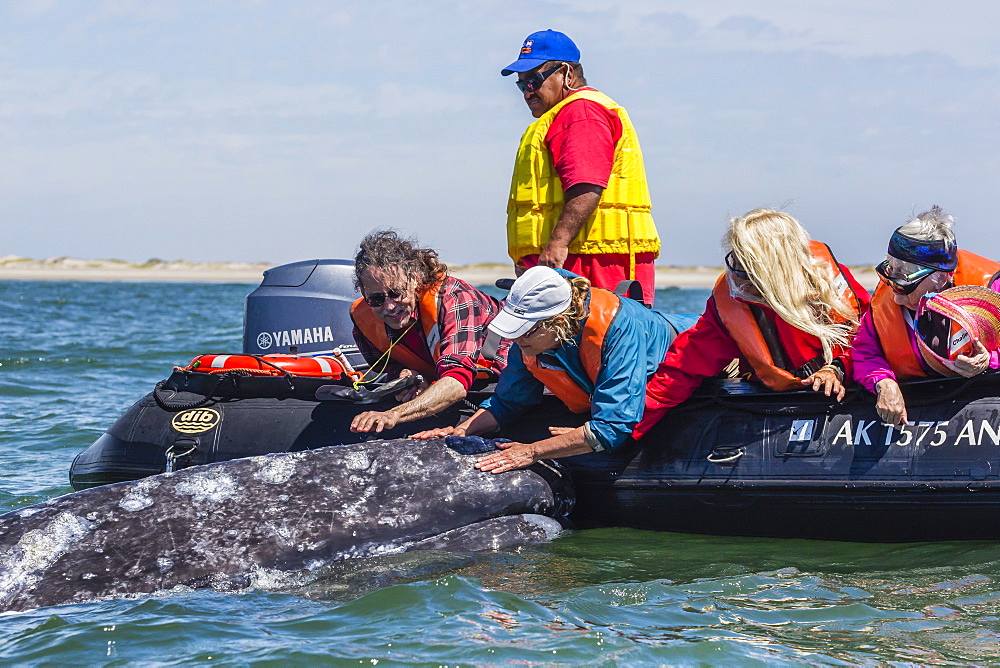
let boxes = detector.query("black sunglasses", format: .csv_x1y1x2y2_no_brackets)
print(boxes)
364,289,403,308
875,259,935,296
519,321,546,339
515,65,563,93
724,252,750,280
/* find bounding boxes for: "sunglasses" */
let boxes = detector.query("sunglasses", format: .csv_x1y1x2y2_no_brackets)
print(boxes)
875,259,935,295
519,321,547,339
515,65,563,93
364,288,404,308
724,252,750,281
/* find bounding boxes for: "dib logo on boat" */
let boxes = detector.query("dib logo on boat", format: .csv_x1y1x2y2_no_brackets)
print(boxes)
171,408,221,434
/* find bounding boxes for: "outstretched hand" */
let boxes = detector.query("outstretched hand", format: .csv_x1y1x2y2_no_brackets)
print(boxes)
350,410,399,433
801,367,846,401
409,425,464,440
474,441,534,474
875,378,908,426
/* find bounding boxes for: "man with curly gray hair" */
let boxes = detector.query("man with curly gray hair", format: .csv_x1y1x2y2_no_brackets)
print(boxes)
349,230,509,434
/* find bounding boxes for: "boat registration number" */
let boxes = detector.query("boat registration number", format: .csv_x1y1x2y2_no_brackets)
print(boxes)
827,418,1000,448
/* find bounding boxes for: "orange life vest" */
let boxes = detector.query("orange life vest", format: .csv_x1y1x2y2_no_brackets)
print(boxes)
350,284,444,379
713,241,864,391
870,248,1000,380
521,288,620,413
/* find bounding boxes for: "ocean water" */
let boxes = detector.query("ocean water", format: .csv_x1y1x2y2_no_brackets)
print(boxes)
2,280,1000,665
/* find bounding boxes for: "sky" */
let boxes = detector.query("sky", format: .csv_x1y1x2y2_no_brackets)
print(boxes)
2,0,999,267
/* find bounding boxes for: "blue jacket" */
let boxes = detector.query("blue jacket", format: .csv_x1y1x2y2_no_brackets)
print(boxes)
482,290,696,451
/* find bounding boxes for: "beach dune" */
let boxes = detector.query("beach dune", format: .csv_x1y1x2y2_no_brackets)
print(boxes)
0,256,878,291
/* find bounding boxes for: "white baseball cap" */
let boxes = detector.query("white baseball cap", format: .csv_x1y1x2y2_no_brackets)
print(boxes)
489,266,573,339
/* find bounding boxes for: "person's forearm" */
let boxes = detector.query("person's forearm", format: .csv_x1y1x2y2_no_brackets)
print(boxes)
851,315,895,393
474,424,596,473
456,408,501,436
386,376,466,424
524,426,595,460
548,184,603,248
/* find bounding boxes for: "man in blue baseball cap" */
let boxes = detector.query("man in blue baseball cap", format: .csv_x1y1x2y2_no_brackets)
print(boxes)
501,29,661,304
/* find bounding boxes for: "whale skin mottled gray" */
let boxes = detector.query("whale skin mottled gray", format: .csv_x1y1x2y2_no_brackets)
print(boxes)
0,438,570,612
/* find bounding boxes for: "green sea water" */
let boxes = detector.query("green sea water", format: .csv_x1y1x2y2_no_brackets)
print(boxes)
2,280,1000,665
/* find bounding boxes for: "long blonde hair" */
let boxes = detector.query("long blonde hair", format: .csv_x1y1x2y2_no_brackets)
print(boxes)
726,209,857,362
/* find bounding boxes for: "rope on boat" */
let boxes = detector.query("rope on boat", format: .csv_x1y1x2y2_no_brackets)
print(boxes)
709,371,1000,417
709,386,864,417
153,377,225,411
904,370,996,408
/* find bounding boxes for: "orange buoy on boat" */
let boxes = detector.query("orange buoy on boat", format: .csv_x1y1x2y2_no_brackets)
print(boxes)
182,354,347,379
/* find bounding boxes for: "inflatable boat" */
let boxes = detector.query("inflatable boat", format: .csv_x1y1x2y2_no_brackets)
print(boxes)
69,260,1000,541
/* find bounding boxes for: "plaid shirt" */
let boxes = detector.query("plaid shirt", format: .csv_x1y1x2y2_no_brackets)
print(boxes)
353,276,510,390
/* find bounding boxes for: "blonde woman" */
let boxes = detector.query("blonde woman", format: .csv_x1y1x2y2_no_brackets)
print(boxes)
633,208,871,440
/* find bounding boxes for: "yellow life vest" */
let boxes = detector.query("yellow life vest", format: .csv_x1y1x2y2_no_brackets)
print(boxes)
506,89,660,278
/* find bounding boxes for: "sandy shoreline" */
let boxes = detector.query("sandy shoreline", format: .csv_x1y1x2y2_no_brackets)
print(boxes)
0,256,879,291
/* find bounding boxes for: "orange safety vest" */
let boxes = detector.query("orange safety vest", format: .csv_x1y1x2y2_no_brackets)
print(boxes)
521,288,620,413
870,248,1000,380
350,284,445,380
713,241,864,391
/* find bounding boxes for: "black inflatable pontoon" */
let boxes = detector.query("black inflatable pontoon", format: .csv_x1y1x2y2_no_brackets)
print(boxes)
69,260,1000,541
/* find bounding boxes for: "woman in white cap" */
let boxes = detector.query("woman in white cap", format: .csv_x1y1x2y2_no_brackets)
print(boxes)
412,266,696,473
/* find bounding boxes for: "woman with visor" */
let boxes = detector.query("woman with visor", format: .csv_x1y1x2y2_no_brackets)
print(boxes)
852,206,1000,426
632,208,870,441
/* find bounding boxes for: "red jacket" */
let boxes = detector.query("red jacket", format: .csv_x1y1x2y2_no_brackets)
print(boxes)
633,263,870,439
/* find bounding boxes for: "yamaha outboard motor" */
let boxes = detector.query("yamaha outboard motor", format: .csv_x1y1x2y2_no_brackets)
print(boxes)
243,259,366,370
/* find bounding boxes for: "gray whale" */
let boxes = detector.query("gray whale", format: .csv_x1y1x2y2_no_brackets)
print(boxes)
0,438,571,613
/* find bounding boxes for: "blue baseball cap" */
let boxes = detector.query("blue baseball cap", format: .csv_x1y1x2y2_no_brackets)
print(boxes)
501,30,580,76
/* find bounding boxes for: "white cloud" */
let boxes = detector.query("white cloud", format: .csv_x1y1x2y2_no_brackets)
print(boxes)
1,0,999,266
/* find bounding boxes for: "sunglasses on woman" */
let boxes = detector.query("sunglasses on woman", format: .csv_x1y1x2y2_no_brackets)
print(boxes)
875,259,935,295
724,252,751,281
364,289,403,308
515,65,563,93
517,320,548,339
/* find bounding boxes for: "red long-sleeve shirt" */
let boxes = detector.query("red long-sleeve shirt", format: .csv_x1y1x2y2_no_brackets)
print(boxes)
633,266,871,439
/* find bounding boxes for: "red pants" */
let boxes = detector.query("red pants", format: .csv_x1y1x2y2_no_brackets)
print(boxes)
519,252,656,304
